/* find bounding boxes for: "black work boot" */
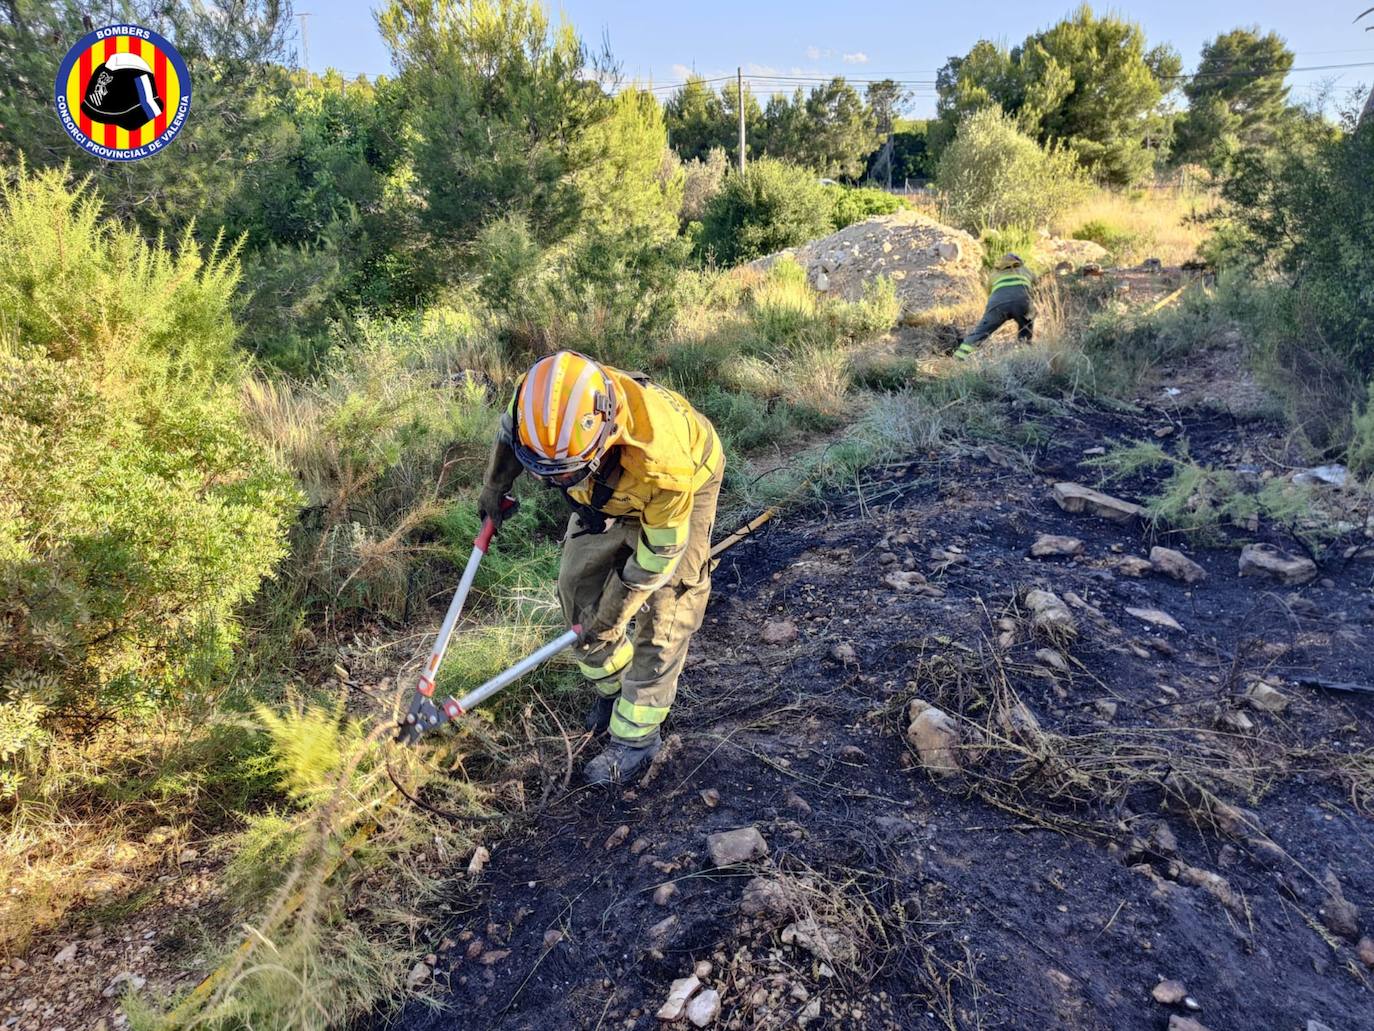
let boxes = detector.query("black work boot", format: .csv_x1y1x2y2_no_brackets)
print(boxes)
584,731,661,785
585,694,615,736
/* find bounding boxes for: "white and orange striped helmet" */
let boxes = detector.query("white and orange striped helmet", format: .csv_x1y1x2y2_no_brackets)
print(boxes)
511,351,618,487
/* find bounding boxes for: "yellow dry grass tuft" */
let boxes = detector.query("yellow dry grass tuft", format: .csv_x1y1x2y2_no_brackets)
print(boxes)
1052,183,1218,267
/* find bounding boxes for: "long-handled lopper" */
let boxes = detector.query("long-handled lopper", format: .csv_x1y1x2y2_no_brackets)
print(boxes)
397,496,580,744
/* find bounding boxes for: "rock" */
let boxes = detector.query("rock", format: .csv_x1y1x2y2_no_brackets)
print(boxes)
1125,607,1185,633
1040,236,1109,266
1116,556,1154,577
656,975,701,1020
177,847,199,864
1025,589,1078,637
1321,873,1361,941
479,949,511,965
1031,534,1084,558
103,972,146,998
1220,710,1254,733
829,641,857,664
694,960,712,979
706,826,769,867
1239,543,1317,586
782,917,856,965
1168,1018,1213,1031
1150,547,1206,584
1152,979,1187,1004
1307,1021,1335,1031
836,744,866,763
1357,935,1374,968
884,570,943,596
647,915,679,950
1177,865,1243,915
1035,648,1069,673
467,846,490,877
653,882,677,907
543,929,564,948
685,987,721,1027
906,704,962,777
630,836,652,855
1152,822,1179,855
812,270,830,292
1245,681,1290,713
784,789,813,815
406,962,431,990
1094,699,1118,720
739,876,789,916
51,944,77,965
749,209,984,323
699,788,720,808
1052,482,1144,523
760,619,799,645
604,825,630,850
1291,464,1347,487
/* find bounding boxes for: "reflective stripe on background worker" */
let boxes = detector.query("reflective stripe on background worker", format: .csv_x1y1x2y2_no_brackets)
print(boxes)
476,350,723,785
954,253,1036,360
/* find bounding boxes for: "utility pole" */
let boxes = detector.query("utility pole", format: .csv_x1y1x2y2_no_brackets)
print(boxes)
737,67,746,173
297,12,312,76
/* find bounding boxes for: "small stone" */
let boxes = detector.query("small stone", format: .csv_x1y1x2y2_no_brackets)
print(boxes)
740,876,789,916
543,930,564,948
1220,710,1254,733
467,846,490,877
51,944,77,965
465,940,484,959
1150,547,1206,584
783,789,812,815
836,745,866,763
906,703,961,777
604,825,631,850
1152,822,1179,855
707,826,768,866
647,915,679,950
479,949,511,965
1094,699,1118,720
829,641,858,664
1052,482,1144,523
1356,936,1374,968
656,975,700,1020
1306,1021,1333,1031
1321,873,1361,941
406,962,431,990
1152,979,1187,1004
1245,681,1290,713
1030,534,1084,558
1125,607,1185,633
630,837,651,855
1239,543,1317,586
936,241,962,262
177,848,199,865
699,788,720,808
694,960,712,979
686,987,721,1027
760,620,798,645
1036,648,1069,673
1117,556,1154,577
653,883,677,907
102,972,146,998
1168,1016,1213,1031
1025,590,1078,637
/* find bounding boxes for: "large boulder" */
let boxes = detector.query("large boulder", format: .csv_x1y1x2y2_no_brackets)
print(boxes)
749,209,984,323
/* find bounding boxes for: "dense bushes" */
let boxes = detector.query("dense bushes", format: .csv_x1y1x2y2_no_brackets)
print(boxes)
937,108,1089,233
826,184,904,229
0,170,297,732
697,159,834,265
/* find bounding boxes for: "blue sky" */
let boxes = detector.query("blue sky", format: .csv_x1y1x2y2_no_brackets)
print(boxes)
298,1,1374,116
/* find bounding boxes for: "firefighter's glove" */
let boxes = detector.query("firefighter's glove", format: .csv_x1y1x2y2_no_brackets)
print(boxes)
576,621,621,653
478,487,516,530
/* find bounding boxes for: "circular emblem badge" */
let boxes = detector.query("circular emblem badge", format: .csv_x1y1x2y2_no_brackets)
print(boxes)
54,24,192,162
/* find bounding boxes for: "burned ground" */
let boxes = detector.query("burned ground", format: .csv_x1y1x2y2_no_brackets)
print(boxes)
374,399,1374,1031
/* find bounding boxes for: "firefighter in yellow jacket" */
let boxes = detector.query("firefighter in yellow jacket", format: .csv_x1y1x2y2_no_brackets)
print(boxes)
477,351,724,784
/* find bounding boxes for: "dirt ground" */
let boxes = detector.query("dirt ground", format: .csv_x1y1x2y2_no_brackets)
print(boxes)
371,398,1374,1030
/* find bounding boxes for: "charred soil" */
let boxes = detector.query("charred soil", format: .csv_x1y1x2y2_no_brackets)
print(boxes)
374,400,1374,1031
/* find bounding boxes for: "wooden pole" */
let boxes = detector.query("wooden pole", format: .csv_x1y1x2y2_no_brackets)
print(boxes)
737,67,746,172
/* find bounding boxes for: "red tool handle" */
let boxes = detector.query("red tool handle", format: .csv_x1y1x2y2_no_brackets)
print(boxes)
475,495,518,553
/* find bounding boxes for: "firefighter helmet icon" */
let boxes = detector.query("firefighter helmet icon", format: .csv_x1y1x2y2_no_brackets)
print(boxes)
54,24,191,161
81,52,165,131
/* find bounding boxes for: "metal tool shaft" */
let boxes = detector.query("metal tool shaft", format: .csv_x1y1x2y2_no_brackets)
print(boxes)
452,627,581,714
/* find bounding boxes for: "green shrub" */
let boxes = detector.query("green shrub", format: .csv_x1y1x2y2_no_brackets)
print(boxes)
936,107,1090,233
1351,381,1374,479
697,158,833,266
979,227,1040,272
1071,218,1137,263
826,184,903,230
0,169,298,720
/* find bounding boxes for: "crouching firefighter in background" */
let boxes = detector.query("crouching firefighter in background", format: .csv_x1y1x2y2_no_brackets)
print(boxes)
953,253,1035,360
477,351,724,785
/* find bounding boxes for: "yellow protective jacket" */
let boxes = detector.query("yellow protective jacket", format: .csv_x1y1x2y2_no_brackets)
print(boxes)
483,364,722,595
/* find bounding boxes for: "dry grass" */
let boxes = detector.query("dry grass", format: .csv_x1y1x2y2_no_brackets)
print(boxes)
1052,183,1218,267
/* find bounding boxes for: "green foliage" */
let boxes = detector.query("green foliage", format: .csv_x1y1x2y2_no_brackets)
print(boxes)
378,0,608,256
697,159,834,266
1351,382,1374,479
664,76,730,162
1071,218,1137,263
680,148,729,224
0,169,297,717
933,5,1180,186
1173,29,1295,167
827,185,903,230
979,227,1040,271
936,108,1090,232
795,78,883,180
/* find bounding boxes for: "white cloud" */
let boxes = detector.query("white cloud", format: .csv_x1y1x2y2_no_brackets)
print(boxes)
804,45,823,61
842,52,869,64
670,63,695,80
